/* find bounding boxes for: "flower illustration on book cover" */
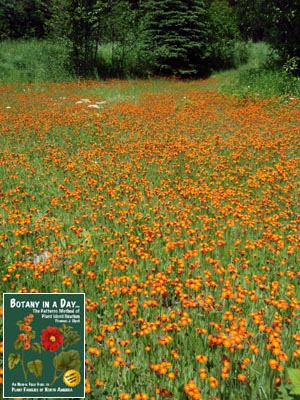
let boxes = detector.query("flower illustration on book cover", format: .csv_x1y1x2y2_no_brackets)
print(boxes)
8,315,81,387
41,326,63,352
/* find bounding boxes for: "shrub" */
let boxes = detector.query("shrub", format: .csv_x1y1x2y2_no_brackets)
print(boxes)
219,41,300,98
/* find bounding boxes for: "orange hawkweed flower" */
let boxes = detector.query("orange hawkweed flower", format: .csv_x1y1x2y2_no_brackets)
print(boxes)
85,378,91,394
199,368,207,380
119,394,131,400
184,380,202,399
268,359,283,371
209,376,219,388
88,347,101,356
238,373,249,383
293,349,300,358
196,354,208,363
134,393,148,400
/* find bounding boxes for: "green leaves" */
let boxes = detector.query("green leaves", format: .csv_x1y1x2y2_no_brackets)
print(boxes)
27,359,43,378
8,353,20,369
64,330,81,346
14,339,24,350
59,324,80,346
8,353,43,377
287,368,300,395
31,342,42,353
53,350,81,371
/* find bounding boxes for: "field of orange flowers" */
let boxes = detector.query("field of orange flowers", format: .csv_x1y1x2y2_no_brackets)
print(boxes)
0,79,300,400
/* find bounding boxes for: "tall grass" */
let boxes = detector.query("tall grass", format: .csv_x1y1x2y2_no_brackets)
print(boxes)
0,39,74,83
218,41,300,98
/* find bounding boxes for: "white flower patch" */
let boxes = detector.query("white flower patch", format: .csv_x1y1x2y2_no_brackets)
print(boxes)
33,250,53,265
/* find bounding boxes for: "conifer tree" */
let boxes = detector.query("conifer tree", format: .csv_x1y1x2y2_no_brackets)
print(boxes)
142,0,210,77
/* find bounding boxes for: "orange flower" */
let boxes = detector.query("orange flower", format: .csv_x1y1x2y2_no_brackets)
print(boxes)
134,393,148,400
85,378,91,394
199,368,207,380
268,359,283,371
119,394,131,400
196,355,208,363
184,380,202,400
209,376,219,388
88,347,101,356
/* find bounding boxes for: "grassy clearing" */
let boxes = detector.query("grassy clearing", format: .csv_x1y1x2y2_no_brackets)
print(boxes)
0,78,300,399
218,42,300,99
0,39,73,83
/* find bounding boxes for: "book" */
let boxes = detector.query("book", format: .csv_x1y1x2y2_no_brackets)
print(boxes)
3,293,85,398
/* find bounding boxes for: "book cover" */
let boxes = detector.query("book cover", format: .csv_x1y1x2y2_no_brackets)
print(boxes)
3,293,85,398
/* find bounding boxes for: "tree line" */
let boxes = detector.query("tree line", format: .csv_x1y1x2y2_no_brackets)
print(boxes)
0,0,299,78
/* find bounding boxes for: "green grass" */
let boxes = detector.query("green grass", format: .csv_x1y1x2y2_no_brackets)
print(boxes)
2,38,300,100
0,39,74,83
217,41,300,99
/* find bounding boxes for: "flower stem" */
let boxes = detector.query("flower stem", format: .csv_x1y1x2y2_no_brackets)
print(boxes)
51,370,64,386
21,348,27,381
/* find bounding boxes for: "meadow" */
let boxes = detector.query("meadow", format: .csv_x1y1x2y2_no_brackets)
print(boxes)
0,77,300,400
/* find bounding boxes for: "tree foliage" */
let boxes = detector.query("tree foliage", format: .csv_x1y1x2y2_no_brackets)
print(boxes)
230,0,266,42
0,0,50,39
265,1,300,72
207,0,240,70
231,0,300,73
98,1,145,77
1,0,300,77
47,0,103,76
142,0,211,77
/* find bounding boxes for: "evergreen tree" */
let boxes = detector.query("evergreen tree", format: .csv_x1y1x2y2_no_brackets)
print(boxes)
142,0,210,77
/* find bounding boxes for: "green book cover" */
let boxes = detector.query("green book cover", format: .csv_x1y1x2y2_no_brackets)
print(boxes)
3,293,85,398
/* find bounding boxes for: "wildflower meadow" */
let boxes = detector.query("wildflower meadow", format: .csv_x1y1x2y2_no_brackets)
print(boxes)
0,78,300,400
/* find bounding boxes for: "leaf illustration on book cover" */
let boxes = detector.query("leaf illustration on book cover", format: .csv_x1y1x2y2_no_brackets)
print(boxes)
54,350,81,371
64,330,81,346
31,342,42,353
14,339,24,350
8,353,20,369
28,330,36,340
27,359,43,377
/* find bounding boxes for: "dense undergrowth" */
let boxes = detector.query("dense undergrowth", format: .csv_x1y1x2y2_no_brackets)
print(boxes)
218,42,300,99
